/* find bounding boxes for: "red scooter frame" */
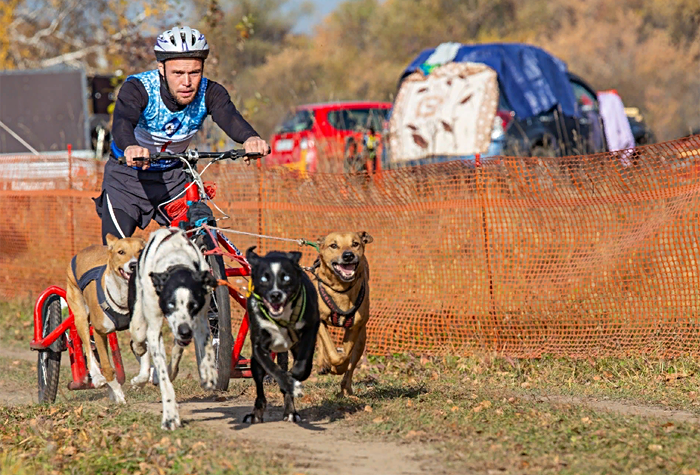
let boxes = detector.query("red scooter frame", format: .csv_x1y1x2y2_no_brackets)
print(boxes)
30,149,262,397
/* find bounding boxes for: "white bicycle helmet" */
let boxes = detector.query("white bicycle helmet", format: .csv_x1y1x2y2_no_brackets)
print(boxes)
154,26,209,62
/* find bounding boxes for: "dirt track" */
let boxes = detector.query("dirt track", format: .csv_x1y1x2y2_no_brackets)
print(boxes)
4,344,700,475
0,345,439,475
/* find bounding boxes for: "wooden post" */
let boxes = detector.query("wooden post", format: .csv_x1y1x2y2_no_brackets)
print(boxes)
67,144,76,256
256,158,263,253
476,153,500,349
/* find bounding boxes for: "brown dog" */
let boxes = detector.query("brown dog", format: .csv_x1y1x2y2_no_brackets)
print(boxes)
66,233,145,403
312,231,373,396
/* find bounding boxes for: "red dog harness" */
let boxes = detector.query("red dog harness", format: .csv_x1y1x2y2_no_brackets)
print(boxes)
317,281,366,329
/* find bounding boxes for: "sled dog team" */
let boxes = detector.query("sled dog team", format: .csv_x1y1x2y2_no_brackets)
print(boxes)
68,228,373,429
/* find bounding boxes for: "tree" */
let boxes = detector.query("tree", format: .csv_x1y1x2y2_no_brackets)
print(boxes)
0,0,173,74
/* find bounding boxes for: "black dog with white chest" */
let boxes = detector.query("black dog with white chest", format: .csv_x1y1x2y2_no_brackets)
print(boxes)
244,246,320,423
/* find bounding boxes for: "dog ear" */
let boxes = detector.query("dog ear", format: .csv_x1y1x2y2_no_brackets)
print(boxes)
359,231,374,245
316,237,324,250
286,251,303,265
105,233,119,250
246,246,260,267
198,270,218,293
150,271,167,295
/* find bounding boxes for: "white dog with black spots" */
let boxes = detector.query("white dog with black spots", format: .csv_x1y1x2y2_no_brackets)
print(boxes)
128,227,218,430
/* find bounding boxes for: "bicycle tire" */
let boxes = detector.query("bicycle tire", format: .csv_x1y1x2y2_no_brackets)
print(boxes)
195,232,233,391
37,295,62,403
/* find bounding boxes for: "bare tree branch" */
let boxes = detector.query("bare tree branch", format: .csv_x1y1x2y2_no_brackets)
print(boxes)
36,11,149,69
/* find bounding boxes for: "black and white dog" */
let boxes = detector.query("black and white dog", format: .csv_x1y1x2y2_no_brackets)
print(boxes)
244,247,320,423
129,228,219,430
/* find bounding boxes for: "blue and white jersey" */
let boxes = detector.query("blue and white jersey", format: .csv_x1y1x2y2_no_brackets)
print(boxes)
111,70,209,171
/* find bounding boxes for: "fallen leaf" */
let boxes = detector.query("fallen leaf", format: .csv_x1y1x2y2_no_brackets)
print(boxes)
648,444,663,452
12,360,19,365
451,406,459,412
581,417,592,425
364,405,373,413
405,400,414,408
520,382,531,389
373,417,386,424
404,430,425,439
74,405,83,418
191,442,207,451
665,372,692,381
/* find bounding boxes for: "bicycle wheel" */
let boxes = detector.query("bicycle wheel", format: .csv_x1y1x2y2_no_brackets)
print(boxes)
195,232,232,391
37,295,63,403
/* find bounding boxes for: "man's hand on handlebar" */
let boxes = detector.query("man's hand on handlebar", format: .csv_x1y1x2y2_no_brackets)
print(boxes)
242,136,271,165
124,145,152,170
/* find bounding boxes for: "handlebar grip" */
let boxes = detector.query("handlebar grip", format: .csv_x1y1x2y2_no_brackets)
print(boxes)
117,156,150,165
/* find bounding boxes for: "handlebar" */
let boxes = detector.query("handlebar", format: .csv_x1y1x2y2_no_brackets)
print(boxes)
117,148,266,165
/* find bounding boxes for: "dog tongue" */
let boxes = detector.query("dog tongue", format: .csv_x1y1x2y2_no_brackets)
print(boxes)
338,264,355,273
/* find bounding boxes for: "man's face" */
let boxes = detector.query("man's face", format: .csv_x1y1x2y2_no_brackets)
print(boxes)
158,58,204,106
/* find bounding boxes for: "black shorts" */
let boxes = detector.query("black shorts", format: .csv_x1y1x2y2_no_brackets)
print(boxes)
94,158,188,231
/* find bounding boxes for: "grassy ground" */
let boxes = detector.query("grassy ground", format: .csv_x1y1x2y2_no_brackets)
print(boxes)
0,402,290,475
4,298,700,474
311,354,700,475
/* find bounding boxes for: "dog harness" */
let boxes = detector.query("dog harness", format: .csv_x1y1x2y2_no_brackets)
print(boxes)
307,256,365,329
248,282,307,347
71,256,131,332
318,281,365,329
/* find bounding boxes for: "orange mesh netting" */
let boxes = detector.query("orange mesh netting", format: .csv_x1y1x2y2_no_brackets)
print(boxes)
2,135,700,358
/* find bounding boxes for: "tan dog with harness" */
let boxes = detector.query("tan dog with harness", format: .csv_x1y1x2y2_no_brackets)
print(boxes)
66,234,145,403
311,231,372,396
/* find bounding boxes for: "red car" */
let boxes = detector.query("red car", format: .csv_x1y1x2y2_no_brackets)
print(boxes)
265,101,392,174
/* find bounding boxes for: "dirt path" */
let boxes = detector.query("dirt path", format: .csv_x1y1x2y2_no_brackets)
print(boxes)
529,394,700,424
0,344,36,363
144,399,438,475
3,343,700,474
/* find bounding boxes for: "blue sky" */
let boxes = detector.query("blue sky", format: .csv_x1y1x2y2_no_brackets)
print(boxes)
284,0,347,34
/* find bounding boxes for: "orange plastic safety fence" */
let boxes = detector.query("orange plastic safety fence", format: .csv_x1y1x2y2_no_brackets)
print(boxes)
2,135,700,358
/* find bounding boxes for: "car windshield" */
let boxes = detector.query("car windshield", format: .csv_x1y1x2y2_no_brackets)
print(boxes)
570,81,599,113
327,108,389,131
276,110,314,133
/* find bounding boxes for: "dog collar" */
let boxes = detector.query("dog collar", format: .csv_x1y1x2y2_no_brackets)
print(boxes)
249,284,307,332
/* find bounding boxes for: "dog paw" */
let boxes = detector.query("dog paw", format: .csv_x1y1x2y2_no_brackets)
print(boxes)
292,379,303,398
199,363,218,391
283,412,301,423
107,382,127,404
200,378,217,391
161,416,181,431
243,413,263,424
130,373,149,387
91,373,107,388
